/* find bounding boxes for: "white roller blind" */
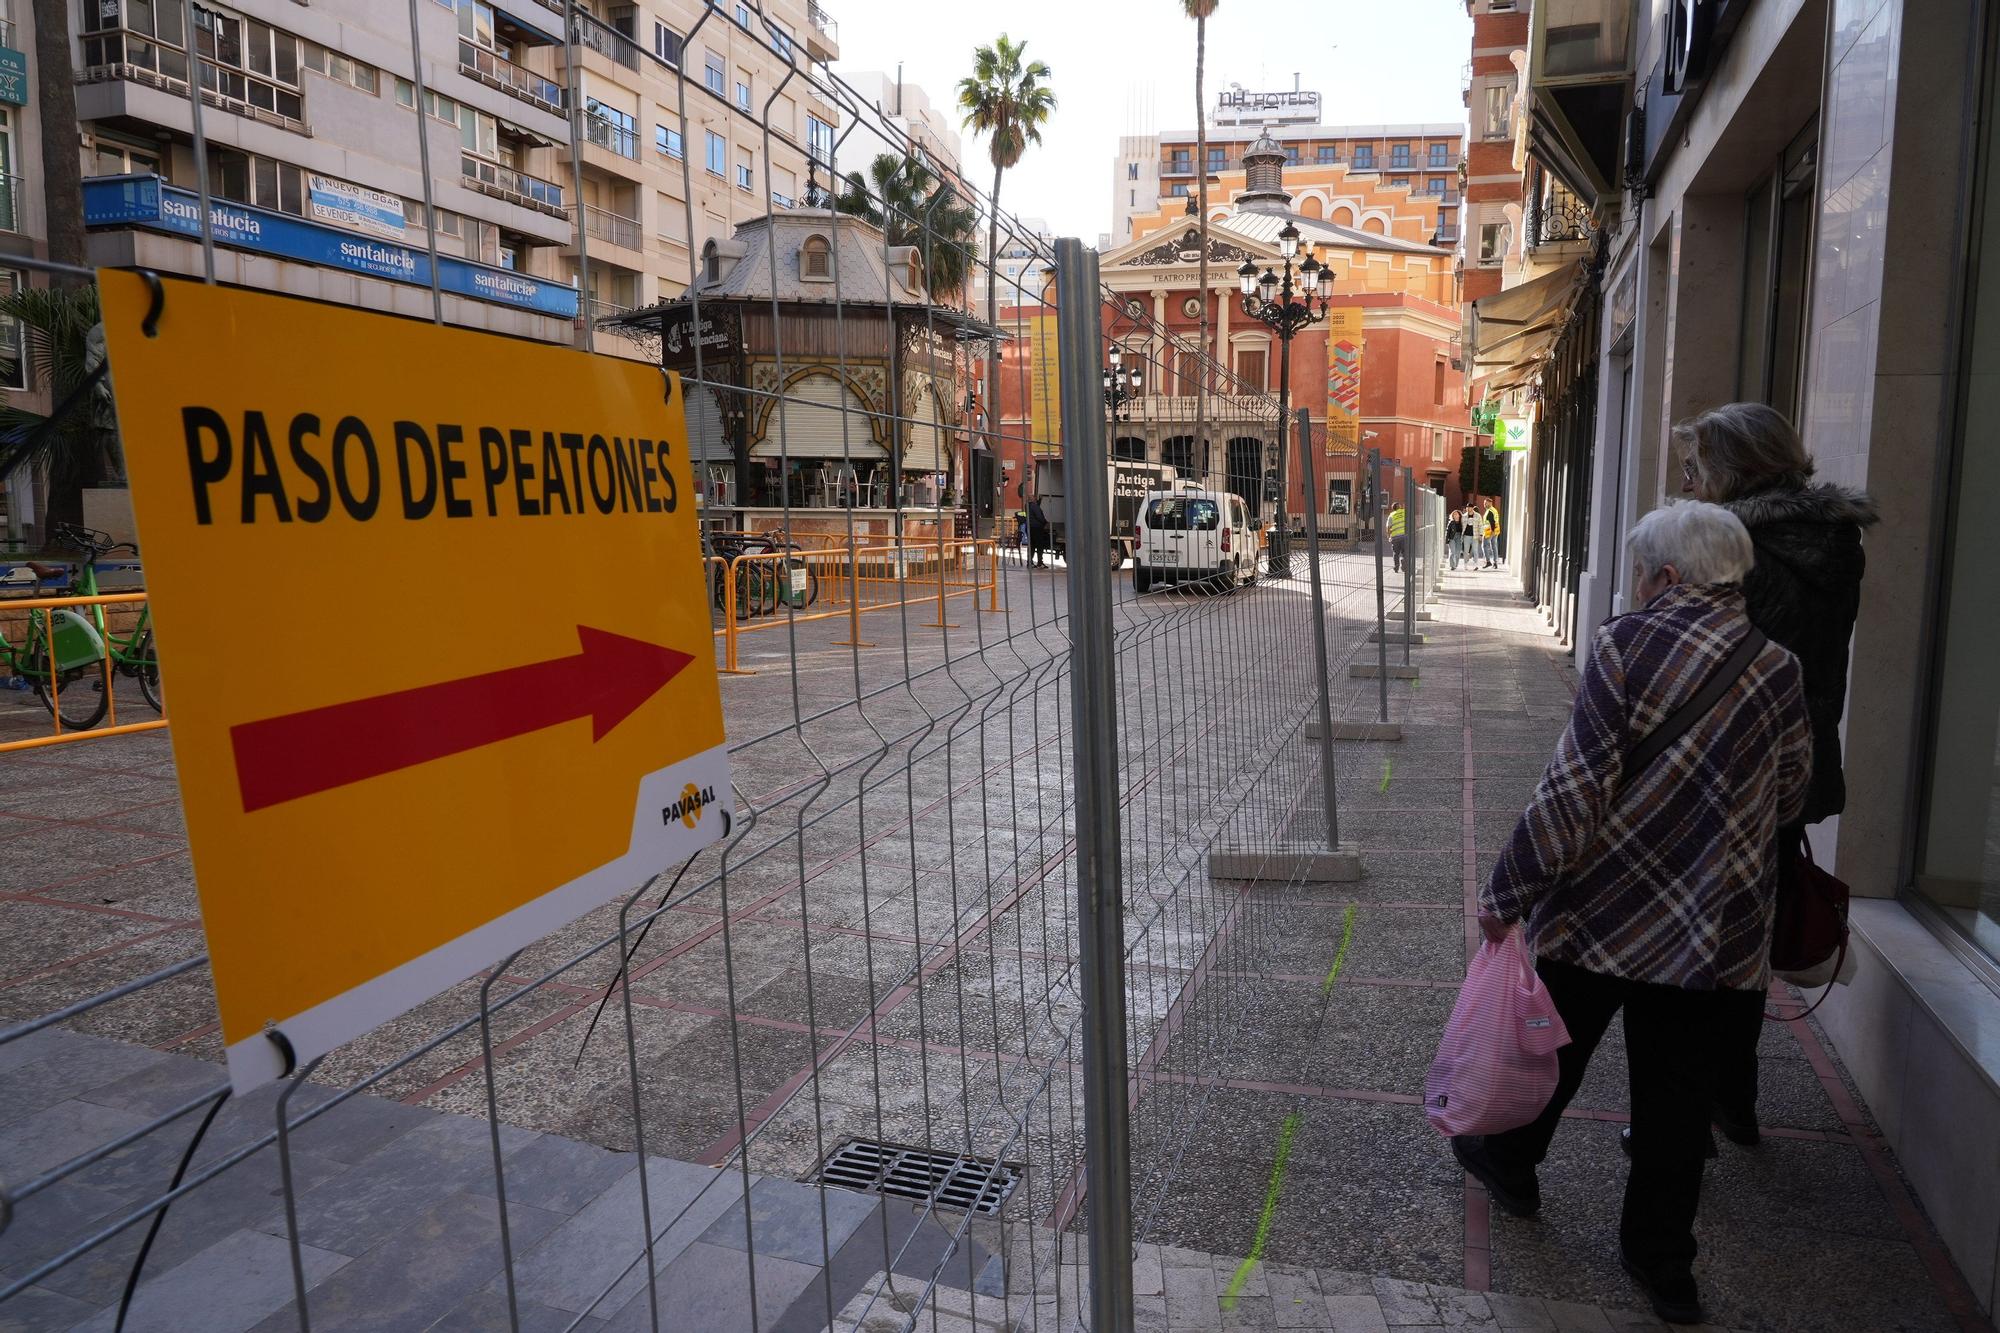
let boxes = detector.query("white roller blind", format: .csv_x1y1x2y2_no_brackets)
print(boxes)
903,384,947,473
749,374,886,458
685,386,732,462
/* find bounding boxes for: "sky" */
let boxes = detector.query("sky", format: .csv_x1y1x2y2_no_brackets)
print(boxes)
832,0,1473,243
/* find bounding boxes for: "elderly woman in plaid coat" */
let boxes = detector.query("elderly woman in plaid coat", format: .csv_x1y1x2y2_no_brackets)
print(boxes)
1451,501,1812,1326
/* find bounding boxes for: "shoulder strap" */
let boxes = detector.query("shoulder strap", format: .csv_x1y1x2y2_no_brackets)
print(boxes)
1624,627,1768,779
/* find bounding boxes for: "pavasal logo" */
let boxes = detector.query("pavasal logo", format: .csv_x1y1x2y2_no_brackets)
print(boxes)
664,782,717,829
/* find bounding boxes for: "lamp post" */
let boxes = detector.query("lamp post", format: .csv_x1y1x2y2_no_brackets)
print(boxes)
1238,220,1333,575
1102,343,1143,421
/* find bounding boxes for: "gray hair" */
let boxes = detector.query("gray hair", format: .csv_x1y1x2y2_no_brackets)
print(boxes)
1628,501,1755,585
1671,402,1814,500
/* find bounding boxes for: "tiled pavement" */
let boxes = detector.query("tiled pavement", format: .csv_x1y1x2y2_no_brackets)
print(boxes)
2,561,1995,1331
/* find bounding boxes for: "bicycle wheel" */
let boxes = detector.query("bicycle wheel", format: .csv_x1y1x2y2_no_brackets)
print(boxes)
31,660,109,730
733,565,757,620
136,630,165,713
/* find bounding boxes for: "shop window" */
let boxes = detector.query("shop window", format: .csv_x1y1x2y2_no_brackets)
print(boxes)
1737,121,1817,424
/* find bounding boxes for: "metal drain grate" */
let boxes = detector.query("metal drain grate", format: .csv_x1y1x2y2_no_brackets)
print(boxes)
811,1139,1022,1216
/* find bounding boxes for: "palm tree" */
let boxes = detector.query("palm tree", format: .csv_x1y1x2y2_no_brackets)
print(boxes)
835,153,978,305
0,286,120,530
33,0,86,283
1184,0,1219,477
957,36,1055,457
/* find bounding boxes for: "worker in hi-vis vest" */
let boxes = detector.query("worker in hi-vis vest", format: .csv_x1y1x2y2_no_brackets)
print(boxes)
1388,502,1408,574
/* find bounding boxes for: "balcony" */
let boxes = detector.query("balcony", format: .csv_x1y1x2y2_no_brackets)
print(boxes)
78,53,307,134
805,0,839,61
575,204,642,251
459,40,563,114
1160,159,1194,178
582,113,639,160
0,175,20,234
1527,178,1594,250
460,154,567,217
587,296,635,322
574,11,640,71
1125,393,1271,424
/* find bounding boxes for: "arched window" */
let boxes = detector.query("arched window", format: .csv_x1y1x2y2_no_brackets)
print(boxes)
801,234,831,280
1298,195,1324,219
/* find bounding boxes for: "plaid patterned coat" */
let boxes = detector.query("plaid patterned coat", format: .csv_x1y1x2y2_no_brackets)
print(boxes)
1482,583,1812,991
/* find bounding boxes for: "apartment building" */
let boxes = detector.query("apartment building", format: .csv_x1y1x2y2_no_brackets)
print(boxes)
545,0,841,349
1111,92,1462,244
65,0,841,359
834,69,963,186
1459,0,1529,304
970,215,1052,311
74,0,580,340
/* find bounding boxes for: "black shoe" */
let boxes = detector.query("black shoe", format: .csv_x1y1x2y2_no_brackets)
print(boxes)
1712,1102,1761,1147
1620,1251,1703,1325
1451,1135,1540,1217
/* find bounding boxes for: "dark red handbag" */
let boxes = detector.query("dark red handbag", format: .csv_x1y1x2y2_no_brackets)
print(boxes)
1768,831,1850,1017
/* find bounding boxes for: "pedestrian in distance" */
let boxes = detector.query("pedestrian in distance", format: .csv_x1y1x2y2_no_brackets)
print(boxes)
1388,500,1408,573
1483,502,1501,568
1451,501,1812,1326
1675,402,1877,1145
1446,509,1463,570
1027,497,1052,568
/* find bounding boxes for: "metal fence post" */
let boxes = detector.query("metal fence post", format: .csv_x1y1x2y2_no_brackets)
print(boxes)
1053,237,1134,1333
1370,449,1389,723
1295,409,1340,851
1402,467,1417,668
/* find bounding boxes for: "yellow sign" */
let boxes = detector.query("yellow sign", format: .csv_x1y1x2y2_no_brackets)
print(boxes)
1323,305,1364,455
1027,311,1062,454
98,272,729,1091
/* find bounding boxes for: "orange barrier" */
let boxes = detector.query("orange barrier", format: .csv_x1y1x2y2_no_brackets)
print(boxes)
712,538,1002,674
0,591,168,751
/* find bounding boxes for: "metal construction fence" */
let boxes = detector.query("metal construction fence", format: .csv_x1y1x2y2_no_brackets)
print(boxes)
0,21,1436,1333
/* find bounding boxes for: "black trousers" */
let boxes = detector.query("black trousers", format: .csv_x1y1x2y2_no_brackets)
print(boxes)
1715,826,1800,1119
1483,958,1739,1273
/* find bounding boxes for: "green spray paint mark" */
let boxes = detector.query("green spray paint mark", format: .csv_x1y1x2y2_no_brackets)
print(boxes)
1380,760,1393,792
1220,1111,1301,1310
1322,903,1357,994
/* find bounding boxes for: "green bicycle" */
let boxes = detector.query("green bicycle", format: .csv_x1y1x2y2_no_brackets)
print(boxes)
0,524,163,730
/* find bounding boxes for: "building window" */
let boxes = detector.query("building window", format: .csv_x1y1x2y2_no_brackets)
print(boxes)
1169,150,1190,172
1737,125,1817,423
735,2,751,26
1353,145,1375,169
705,130,726,176
654,22,682,65
300,41,378,93
1428,178,1447,195
1431,429,1446,463
656,124,683,158
1317,146,1337,164
807,114,834,171
1483,84,1513,140
1208,147,1226,170
704,50,724,95
1391,143,1411,168
1284,145,1301,164
1391,177,1409,188
1434,362,1447,403
736,151,754,190
1478,220,1510,264
80,0,191,82
0,269,26,392
1429,142,1450,168
1168,182,1189,197
1127,161,1138,180
206,144,306,216
87,136,162,177
1234,347,1268,388
191,4,306,122
736,73,752,111
584,98,637,158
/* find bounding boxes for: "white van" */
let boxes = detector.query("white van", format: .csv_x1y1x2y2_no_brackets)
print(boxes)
1133,487,1258,592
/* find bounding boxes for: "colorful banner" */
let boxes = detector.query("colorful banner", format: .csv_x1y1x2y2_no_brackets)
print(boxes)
1497,416,1532,450
1324,305,1364,455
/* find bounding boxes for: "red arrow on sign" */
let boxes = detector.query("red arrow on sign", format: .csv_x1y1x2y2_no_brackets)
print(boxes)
230,626,694,813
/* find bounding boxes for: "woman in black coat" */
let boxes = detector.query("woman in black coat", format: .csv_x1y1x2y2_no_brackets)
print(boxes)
1676,401,1878,1141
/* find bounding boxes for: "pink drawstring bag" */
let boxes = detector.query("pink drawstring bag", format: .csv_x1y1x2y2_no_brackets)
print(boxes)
1425,929,1571,1136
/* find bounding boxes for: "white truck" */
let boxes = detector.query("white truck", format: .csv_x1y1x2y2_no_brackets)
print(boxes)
1029,458,1178,569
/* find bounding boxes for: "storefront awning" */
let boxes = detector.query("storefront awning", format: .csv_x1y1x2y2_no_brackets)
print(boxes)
1470,261,1584,390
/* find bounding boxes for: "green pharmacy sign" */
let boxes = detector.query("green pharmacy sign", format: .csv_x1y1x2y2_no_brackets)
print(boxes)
1498,417,1532,451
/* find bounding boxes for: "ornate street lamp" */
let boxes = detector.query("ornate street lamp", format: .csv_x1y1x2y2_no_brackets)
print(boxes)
1102,343,1143,421
1238,220,1334,574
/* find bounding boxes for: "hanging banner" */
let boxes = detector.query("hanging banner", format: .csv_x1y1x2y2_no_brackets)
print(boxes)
97,272,728,1092
306,174,409,242
1027,310,1062,454
1497,416,1532,450
1324,305,1364,455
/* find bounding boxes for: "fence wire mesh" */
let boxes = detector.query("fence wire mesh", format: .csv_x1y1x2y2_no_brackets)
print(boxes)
0,17,1433,1331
